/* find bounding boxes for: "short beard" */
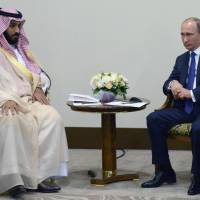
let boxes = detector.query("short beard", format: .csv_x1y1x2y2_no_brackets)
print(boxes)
3,31,19,45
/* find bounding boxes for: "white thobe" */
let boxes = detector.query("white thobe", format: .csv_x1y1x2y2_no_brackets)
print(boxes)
12,47,51,93
0,49,68,193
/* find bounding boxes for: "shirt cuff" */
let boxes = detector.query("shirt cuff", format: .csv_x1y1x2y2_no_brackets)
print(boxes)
168,81,173,90
190,90,196,102
40,71,51,92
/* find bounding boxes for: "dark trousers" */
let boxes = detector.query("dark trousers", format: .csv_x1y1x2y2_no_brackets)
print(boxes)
147,107,200,175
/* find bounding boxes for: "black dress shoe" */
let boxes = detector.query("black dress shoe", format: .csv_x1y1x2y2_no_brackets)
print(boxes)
45,180,61,191
8,185,26,198
141,171,176,188
37,182,61,193
188,177,200,195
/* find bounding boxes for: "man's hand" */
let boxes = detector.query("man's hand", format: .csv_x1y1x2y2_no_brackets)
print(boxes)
170,80,192,100
170,80,183,99
1,100,22,115
33,87,49,105
176,88,192,99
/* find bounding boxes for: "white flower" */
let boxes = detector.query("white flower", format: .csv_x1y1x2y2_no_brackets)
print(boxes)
90,72,128,98
97,79,104,88
111,73,117,80
102,75,112,85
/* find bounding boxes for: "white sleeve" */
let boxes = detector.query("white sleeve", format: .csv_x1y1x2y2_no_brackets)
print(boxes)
190,90,196,102
40,71,51,93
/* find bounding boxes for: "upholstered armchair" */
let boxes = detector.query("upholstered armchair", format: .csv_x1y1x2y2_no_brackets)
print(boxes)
157,95,191,142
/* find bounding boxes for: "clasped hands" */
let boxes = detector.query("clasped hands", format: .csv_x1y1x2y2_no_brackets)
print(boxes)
170,80,192,100
1,87,49,115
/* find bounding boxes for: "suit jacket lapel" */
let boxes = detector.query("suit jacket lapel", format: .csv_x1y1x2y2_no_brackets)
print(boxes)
181,52,190,87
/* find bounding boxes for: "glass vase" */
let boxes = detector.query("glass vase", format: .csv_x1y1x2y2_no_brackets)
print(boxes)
97,90,115,103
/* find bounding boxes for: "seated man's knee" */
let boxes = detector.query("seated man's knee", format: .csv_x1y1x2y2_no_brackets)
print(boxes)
146,112,159,125
47,107,62,124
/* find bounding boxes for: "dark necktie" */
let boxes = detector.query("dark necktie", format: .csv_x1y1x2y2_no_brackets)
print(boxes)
184,52,196,114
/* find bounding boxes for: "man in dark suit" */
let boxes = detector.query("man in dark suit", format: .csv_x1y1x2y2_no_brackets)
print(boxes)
141,17,200,196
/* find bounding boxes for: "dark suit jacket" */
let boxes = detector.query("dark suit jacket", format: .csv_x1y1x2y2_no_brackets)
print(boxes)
163,51,200,113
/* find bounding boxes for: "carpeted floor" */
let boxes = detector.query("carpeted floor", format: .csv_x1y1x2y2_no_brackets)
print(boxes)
0,149,199,200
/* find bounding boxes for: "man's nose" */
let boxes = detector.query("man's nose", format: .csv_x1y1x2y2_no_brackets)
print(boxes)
14,26,20,33
183,36,188,43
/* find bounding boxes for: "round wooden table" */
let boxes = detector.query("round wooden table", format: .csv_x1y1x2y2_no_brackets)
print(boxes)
67,99,150,185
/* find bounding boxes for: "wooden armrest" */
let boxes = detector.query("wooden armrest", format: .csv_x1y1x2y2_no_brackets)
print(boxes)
155,95,173,111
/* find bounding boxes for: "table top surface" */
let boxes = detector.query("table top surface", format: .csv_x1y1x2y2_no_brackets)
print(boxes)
67,97,150,113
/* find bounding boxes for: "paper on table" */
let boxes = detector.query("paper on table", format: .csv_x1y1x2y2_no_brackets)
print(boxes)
68,93,99,103
72,101,147,108
72,102,102,106
105,101,147,107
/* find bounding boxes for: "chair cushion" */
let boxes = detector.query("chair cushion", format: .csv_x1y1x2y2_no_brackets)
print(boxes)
169,123,191,136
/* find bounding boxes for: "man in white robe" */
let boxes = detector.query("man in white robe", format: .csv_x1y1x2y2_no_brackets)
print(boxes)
0,7,69,197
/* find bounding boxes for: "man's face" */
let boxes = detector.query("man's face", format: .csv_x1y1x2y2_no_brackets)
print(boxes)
181,20,200,51
3,20,22,45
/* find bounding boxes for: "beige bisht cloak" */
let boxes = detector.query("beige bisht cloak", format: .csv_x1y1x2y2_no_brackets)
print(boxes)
0,50,69,193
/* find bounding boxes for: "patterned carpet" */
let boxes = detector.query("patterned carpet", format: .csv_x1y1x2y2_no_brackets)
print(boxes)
1,194,199,200
0,149,199,200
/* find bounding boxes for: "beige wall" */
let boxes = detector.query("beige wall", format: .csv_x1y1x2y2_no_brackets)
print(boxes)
1,0,200,127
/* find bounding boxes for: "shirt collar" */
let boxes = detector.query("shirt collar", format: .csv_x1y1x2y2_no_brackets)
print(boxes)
192,46,200,56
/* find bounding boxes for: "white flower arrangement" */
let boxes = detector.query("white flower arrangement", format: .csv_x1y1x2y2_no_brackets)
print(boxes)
90,72,128,99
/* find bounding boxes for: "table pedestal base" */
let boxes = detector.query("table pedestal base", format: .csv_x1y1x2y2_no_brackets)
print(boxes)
90,113,139,186
91,173,139,185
